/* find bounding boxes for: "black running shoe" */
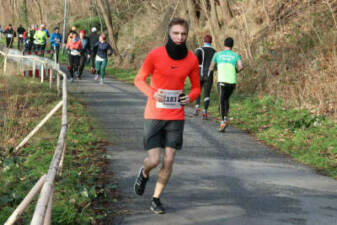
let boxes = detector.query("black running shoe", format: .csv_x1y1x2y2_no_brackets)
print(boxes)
134,167,148,196
150,198,165,214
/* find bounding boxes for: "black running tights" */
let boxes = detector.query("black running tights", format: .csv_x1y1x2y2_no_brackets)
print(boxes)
195,73,213,110
218,82,236,120
68,55,80,78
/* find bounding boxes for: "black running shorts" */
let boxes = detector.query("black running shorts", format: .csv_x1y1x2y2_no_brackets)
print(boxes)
143,120,185,150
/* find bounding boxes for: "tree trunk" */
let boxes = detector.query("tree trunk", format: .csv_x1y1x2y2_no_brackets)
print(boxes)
19,0,29,26
209,0,220,30
97,0,122,64
219,0,233,22
33,0,43,24
200,0,218,49
187,0,200,29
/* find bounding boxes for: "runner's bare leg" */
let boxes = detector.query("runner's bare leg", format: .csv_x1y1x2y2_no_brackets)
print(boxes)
143,148,161,177
153,147,176,198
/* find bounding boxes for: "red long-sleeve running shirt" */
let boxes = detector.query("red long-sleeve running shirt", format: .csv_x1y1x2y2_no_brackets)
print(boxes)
135,46,201,120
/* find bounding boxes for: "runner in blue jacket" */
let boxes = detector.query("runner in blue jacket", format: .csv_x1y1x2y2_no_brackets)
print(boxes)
50,27,62,63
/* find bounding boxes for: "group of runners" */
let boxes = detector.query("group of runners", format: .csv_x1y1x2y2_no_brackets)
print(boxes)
65,26,113,83
0,23,113,84
0,23,50,51
2,17,243,215
0,24,25,49
134,17,243,214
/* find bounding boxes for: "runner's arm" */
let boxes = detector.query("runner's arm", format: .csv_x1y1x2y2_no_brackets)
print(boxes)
92,43,98,55
194,48,202,65
208,61,216,76
134,52,156,99
187,59,201,103
107,43,114,56
87,40,91,55
236,59,244,73
79,42,84,53
65,41,71,50
209,61,216,71
50,34,55,45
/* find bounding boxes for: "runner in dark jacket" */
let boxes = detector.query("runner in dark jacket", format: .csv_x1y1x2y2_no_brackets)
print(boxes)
193,35,216,120
93,34,113,84
24,25,36,51
88,27,99,73
78,30,91,79
4,24,16,48
17,25,25,49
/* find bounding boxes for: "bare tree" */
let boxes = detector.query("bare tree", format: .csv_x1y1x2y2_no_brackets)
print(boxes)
19,0,29,26
201,0,219,49
219,0,233,21
209,0,220,30
33,0,43,24
186,0,200,31
97,0,122,63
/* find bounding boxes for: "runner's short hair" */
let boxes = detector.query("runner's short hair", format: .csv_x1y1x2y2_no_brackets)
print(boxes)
224,37,234,48
204,35,212,44
168,18,189,33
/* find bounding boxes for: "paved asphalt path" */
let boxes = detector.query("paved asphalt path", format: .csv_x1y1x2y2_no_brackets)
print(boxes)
68,71,337,225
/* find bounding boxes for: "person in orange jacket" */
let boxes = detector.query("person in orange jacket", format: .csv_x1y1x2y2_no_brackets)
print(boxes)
66,31,83,82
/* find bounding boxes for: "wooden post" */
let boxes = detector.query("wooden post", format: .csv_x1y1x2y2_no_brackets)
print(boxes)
30,127,67,225
21,58,24,75
57,73,60,96
4,175,46,225
49,69,53,89
14,101,63,153
58,143,66,176
33,60,36,78
3,56,7,73
41,64,44,83
43,187,53,225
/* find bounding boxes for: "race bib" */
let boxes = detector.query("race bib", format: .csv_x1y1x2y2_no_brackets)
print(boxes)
7,34,13,38
70,50,80,56
156,89,182,109
19,34,23,38
95,55,104,62
55,38,60,43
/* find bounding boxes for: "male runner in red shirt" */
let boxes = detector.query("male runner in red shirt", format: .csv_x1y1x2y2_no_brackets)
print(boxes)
134,18,201,214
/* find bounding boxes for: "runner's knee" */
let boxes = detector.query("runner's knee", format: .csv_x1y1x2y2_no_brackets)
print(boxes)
162,156,174,170
147,154,161,167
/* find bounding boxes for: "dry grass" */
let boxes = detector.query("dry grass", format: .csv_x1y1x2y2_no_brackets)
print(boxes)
120,0,337,118
0,62,59,152
233,1,337,119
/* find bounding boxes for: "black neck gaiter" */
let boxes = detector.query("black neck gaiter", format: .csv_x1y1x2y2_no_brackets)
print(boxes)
165,36,188,60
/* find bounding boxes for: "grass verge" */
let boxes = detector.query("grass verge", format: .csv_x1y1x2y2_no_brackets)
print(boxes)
0,75,113,224
107,67,337,179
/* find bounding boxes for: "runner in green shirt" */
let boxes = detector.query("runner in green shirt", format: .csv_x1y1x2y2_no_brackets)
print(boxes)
33,25,48,52
209,37,243,132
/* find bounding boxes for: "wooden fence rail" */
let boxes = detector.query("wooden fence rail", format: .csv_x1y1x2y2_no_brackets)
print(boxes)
0,47,68,225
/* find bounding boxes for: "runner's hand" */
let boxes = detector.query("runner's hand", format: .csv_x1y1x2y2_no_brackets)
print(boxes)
179,95,190,105
154,90,166,103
